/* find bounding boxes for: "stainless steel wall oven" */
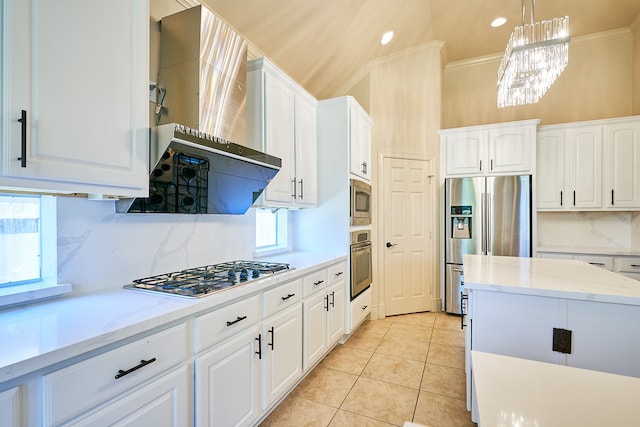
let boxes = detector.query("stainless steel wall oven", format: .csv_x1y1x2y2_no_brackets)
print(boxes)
350,230,372,300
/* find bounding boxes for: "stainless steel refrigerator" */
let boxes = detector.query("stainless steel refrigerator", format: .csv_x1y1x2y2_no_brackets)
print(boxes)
444,175,531,314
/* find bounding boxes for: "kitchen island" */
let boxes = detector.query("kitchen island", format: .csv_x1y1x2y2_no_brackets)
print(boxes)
462,254,640,423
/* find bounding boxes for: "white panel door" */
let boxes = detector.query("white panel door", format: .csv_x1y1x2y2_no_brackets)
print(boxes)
444,131,485,175
327,280,345,346
488,128,531,173
302,291,327,371
294,91,318,206
536,129,566,209
383,157,434,315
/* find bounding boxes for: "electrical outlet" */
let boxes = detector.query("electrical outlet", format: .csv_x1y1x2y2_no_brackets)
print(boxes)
149,81,157,103
552,328,572,354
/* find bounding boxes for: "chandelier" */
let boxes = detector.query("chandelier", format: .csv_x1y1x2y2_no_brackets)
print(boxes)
497,0,571,108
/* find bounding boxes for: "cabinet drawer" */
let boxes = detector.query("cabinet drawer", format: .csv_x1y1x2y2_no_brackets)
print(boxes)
194,295,260,353
614,257,640,274
43,323,188,425
302,269,327,298
350,287,371,330
263,279,302,318
327,262,347,286
576,255,614,271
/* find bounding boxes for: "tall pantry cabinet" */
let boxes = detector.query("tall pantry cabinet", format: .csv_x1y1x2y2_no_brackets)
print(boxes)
0,0,149,197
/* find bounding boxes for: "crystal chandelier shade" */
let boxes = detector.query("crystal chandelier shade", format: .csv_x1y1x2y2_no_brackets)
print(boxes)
497,1,570,108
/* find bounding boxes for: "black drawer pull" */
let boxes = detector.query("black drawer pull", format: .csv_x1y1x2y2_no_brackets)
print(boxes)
226,315,247,327
268,327,275,350
589,262,605,266
324,295,329,311
281,293,295,301
18,110,27,168
115,358,156,379
630,264,640,268
334,272,344,277
330,291,335,307
313,280,324,286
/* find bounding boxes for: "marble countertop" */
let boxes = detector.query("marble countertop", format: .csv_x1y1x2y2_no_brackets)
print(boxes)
472,350,640,427
0,252,346,384
463,255,640,305
537,246,640,256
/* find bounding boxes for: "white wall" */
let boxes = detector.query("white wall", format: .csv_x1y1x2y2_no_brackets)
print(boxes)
56,197,257,295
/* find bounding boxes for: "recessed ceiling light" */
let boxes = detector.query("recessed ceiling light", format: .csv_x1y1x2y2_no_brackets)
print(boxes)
491,17,507,28
381,30,394,45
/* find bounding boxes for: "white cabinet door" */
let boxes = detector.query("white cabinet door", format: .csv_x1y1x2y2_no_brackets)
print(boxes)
64,366,191,427
488,126,531,173
262,304,302,410
0,387,20,427
294,91,318,206
443,130,485,176
1,0,149,197
537,129,566,209
195,326,261,427
565,125,603,209
326,280,345,347
262,70,296,205
302,291,328,371
603,120,640,208
349,102,372,180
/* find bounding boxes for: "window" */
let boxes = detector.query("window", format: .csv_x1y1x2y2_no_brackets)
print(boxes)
255,208,288,252
0,195,41,285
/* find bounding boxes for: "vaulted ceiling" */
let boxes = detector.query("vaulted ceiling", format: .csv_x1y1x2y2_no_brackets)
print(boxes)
157,0,640,100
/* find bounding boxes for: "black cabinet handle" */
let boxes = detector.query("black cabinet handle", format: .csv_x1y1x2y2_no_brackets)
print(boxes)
630,264,640,268
573,190,576,206
313,280,324,287
330,291,335,308
226,315,247,327
460,292,468,330
560,191,563,206
268,327,275,350
324,295,329,311
490,159,493,171
291,178,297,199
281,293,295,301
255,334,262,359
18,110,27,167
334,272,344,277
299,179,304,199
589,262,605,266
479,160,482,171
362,305,368,310
115,358,156,379
611,189,614,206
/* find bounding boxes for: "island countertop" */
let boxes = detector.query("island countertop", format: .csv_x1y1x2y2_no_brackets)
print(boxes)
463,254,640,306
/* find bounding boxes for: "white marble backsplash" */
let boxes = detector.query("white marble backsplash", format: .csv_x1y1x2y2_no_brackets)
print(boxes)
537,211,640,250
56,197,257,295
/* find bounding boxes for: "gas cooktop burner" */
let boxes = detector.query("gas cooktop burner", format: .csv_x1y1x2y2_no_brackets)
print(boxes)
124,260,292,298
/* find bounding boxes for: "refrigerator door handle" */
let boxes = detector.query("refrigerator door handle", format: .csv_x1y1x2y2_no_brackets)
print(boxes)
480,193,486,254
486,192,491,254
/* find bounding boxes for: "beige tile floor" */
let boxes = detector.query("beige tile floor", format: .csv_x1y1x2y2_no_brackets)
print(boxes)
260,311,476,427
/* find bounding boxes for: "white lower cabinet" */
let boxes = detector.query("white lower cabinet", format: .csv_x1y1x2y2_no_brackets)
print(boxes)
538,251,640,280
62,366,191,427
261,304,303,410
194,326,261,427
42,324,189,425
349,287,371,331
302,279,345,371
0,386,21,427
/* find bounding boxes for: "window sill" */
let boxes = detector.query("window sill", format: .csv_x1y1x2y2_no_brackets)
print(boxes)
255,246,291,258
0,282,72,310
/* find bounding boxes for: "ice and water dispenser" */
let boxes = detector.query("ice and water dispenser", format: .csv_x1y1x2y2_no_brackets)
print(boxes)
450,205,472,239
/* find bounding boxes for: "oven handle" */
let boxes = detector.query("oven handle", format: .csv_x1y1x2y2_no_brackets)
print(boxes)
351,244,372,252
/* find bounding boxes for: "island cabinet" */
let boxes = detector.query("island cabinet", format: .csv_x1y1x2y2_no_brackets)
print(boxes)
1,0,149,197
247,57,318,207
439,119,538,177
463,255,640,423
41,323,191,426
537,115,640,210
0,386,20,427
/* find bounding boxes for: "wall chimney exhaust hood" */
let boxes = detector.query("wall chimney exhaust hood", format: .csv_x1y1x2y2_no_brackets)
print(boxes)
117,5,280,215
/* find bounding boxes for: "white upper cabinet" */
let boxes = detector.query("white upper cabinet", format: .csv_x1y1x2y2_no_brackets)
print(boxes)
536,116,640,211
440,120,538,177
349,102,372,181
247,57,317,208
1,0,149,197
603,119,640,208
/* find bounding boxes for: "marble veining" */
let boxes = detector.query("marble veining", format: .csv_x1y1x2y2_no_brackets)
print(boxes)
463,255,640,305
537,211,634,249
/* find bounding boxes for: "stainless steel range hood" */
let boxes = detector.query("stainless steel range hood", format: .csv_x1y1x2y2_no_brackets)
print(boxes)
118,5,279,215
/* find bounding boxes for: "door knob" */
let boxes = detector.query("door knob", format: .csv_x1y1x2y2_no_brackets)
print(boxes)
386,242,396,248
